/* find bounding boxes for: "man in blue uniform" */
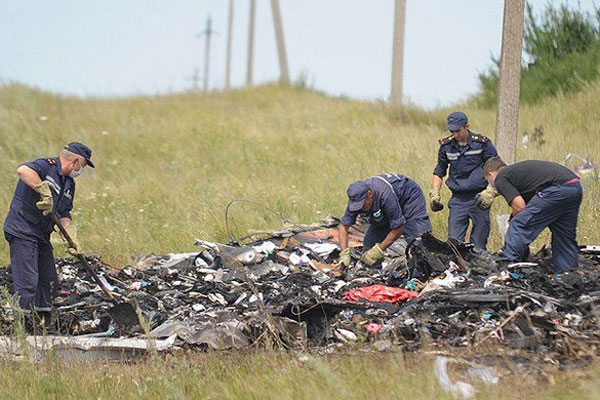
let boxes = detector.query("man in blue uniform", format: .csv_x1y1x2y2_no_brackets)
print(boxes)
484,157,583,280
338,173,432,267
430,111,498,249
3,142,94,311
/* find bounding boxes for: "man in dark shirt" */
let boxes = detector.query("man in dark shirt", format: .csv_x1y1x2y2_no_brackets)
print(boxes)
3,142,95,311
484,157,582,275
431,111,498,250
338,173,432,267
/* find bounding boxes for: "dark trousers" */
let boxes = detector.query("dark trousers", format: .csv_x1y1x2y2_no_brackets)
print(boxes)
363,216,432,250
448,195,490,250
4,233,57,309
500,183,582,273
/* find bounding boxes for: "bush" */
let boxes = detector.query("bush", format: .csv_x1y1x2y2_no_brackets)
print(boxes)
476,3,600,107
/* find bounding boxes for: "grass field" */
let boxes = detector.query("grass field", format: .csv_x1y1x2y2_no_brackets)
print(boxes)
1,82,600,398
1,83,598,265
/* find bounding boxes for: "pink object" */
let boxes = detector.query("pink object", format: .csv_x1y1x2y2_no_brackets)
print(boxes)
343,284,417,303
364,323,382,335
564,178,581,185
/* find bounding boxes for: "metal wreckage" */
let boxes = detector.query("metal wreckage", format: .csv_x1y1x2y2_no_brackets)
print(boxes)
1,216,600,372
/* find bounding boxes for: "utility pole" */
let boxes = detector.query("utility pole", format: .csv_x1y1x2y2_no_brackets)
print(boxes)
191,67,200,92
495,0,525,164
270,0,290,84
246,0,256,86
225,0,234,90
197,15,216,93
390,0,406,105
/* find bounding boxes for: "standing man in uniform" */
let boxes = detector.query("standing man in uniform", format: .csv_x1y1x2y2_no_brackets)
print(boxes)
338,173,432,267
3,142,94,311
483,157,583,280
430,111,498,249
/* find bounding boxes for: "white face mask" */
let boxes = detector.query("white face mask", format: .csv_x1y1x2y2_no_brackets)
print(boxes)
68,159,84,178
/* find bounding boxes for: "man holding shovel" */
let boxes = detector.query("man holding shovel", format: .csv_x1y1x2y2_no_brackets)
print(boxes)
3,142,94,311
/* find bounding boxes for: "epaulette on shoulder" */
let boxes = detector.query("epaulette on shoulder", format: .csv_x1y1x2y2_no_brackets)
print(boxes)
46,158,56,165
438,134,453,145
471,133,489,143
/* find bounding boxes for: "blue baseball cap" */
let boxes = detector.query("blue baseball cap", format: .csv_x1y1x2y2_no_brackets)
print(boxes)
444,111,468,131
65,142,95,168
346,181,370,212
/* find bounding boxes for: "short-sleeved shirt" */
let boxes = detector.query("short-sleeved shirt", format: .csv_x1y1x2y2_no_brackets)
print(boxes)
3,157,76,242
433,131,498,195
341,173,427,230
494,160,578,205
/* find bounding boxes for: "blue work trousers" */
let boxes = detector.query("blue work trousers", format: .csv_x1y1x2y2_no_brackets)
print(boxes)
500,183,582,273
448,195,490,249
363,215,432,250
4,233,57,309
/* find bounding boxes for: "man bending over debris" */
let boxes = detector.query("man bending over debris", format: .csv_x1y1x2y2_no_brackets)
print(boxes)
3,142,95,311
338,173,432,267
484,157,582,280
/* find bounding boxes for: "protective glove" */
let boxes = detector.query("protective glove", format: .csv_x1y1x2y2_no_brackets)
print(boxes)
53,224,81,256
33,181,53,216
360,244,385,266
337,247,351,268
429,189,444,212
475,185,498,210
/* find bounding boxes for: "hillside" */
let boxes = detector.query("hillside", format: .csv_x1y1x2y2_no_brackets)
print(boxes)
0,83,598,265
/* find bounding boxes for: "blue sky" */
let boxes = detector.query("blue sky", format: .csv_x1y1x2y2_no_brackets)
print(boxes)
0,1,596,108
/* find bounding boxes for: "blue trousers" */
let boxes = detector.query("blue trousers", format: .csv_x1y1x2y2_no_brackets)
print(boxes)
363,216,432,250
4,233,57,309
448,195,490,249
500,183,582,273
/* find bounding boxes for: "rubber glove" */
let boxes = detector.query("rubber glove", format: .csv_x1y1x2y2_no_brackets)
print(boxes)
360,244,384,266
475,185,498,210
33,181,53,216
429,189,444,212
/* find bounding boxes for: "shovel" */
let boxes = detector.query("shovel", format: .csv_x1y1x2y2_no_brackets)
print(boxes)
50,213,139,327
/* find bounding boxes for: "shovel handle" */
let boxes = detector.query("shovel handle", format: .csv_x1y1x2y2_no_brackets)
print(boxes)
50,213,115,300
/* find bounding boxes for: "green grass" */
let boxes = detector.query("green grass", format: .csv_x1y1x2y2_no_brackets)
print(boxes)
0,82,598,265
1,82,600,397
0,351,597,400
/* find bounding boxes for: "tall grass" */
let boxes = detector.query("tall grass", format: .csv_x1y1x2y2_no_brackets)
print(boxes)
0,351,597,399
0,82,599,265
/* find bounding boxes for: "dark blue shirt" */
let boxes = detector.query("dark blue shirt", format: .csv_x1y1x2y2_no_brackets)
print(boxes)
433,131,498,194
3,157,75,242
341,173,427,230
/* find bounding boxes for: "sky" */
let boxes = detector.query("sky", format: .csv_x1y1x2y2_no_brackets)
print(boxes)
0,1,597,109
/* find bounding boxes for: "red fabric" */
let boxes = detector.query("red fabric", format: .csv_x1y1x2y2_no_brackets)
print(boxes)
342,285,417,303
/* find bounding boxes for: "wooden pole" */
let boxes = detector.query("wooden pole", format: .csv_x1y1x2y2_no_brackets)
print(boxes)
495,0,525,164
225,0,234,90
390,0,406,105
246,0,256,86
270,0,290,84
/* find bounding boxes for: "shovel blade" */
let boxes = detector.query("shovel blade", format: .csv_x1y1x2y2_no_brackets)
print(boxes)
108,303,140,327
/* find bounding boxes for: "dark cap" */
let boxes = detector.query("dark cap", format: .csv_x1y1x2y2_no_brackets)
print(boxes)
346,181,370,212
64,142,95,168
444,111,468,131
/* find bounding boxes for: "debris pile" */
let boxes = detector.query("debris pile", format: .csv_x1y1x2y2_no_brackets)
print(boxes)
1,217,600,368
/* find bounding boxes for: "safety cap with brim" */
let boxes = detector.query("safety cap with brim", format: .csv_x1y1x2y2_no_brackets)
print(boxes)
444,111,468,131
65,142,95,168
347,181,369,212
